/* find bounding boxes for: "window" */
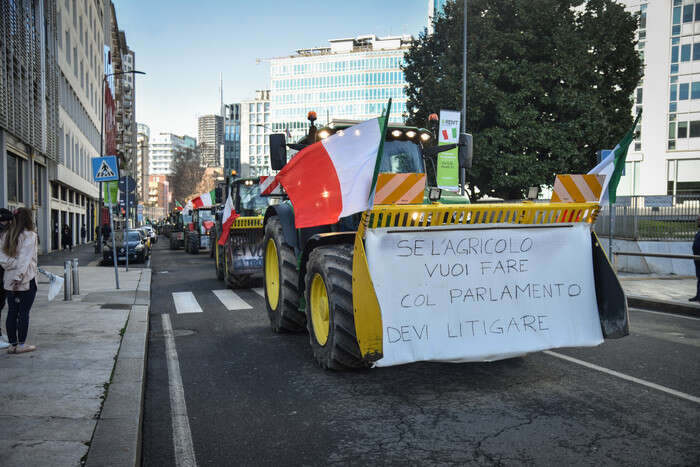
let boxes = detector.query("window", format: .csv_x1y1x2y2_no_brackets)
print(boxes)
690,121,700,138
684,4,694,22
693,82,700,99
694,43,700,61
679,121,688,138
681,44,691,62
670,84,677,101
680,83,689,100
66,32,71,62
673,6,682,24
7,154,24,203
34,164,43,206
669,122,676,139
697,2,700,21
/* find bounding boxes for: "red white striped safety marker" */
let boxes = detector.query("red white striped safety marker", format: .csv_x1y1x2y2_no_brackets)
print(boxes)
259,176,283,195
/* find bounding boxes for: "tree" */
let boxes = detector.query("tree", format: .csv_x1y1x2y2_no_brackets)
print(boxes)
403,0,643,200
168,146,205,204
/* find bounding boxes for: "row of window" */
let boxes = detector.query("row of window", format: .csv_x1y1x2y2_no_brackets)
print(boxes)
671,42,700,63
59,73,100,151
673,1,700,25
273,71,406,91
667,120,700,149
273,86,407,106
272,101,407,121
272,55,406,78
248,102,270,113
669,81,700,101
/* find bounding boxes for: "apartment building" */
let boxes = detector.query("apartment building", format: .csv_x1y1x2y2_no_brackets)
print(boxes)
240,90,271,177
198,114,224,168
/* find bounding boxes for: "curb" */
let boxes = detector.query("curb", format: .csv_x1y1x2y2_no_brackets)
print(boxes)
85,269,151,467
627,294,700,317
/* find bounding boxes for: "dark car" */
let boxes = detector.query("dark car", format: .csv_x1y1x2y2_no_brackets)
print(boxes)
102,230,149,264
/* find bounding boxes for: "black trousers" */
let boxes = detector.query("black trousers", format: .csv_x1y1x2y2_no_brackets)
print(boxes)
6,279,37,345
695,261,700,299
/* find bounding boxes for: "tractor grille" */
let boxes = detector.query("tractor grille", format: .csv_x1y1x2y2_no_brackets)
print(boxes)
229,226,264,248
365,203,600,229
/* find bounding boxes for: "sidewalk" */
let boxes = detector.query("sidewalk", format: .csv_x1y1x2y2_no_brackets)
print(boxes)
619,274,700,315
38,242,101,267
0,266,150,467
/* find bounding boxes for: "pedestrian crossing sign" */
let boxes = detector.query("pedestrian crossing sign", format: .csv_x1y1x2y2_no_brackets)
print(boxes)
92,156,119,182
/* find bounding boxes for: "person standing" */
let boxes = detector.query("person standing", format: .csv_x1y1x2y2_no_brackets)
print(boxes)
81,224,87,244
0,208,13,350
691,215,700,302
62,224,72,251
0,208,39,354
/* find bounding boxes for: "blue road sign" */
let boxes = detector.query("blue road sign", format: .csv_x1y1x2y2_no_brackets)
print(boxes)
92,156,119,182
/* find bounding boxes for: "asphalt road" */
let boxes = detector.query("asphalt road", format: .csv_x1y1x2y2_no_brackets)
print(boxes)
142,237,700,466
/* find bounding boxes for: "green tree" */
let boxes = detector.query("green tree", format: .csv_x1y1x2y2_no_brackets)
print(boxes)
403,0,643,200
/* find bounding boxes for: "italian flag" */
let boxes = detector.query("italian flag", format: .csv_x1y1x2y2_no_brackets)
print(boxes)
217,188,239,246
588,111,641,204
175,200,183,211
191,189,216,208
276,102,390,228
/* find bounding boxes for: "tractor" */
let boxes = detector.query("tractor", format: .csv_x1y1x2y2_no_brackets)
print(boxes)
213,177,276,287
259,111,629,371
185,206,216,254
168,210,190,250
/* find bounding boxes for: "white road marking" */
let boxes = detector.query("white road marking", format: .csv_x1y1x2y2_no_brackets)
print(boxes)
253,287,265,298
161,314,198,467
172,292,203,314
631,308,700,321
212,289,253,310
544,350,700,405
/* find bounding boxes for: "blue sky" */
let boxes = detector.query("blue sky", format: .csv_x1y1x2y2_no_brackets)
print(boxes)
113,0,430,137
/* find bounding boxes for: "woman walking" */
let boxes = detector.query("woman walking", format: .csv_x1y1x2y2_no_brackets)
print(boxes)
0,208,38,354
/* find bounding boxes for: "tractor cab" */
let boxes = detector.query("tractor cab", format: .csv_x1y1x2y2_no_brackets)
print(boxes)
232,178,276,217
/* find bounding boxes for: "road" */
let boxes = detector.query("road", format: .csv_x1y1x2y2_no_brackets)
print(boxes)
142,237,700,466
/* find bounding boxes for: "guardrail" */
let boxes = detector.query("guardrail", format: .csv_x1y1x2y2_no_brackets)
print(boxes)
613,251,700,271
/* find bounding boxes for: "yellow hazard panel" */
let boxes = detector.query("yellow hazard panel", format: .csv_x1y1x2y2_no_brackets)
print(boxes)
365,202,600,228
551,174,605,203
231,216,264,230
373,173,426,205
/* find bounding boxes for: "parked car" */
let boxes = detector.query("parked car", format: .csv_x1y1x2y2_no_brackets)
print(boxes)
141,224,157,244
102,229,150,264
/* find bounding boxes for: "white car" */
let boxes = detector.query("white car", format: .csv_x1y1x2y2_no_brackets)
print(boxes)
141,225,158,244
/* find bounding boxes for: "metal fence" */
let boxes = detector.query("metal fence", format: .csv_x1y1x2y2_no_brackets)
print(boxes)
593,195,700,241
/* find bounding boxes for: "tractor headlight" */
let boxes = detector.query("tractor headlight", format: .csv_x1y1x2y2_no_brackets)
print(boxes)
420,132,431,142
318,130,330,139
429,187,442,202
391,130,403,138
405,130,417,138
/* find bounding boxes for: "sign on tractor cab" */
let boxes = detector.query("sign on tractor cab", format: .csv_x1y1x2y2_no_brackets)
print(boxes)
364,223,602,366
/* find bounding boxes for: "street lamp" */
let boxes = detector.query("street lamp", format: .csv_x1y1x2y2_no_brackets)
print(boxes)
97,69,146,249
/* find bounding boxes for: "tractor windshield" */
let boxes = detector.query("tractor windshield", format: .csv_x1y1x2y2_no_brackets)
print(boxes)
239,183,273,215
199,210,214,222
378,140,423,174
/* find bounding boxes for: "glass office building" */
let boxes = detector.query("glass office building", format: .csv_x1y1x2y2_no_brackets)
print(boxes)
224,103,241,177
270,35,411,142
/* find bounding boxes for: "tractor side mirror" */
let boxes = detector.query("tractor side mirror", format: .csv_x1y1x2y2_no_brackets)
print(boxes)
458,133,473,169
269,134,287,171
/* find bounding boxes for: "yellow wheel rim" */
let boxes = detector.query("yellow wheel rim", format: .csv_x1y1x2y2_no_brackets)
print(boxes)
265,238,280,310
310,273,330,346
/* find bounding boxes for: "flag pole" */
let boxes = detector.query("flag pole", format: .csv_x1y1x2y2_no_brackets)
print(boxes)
368,98,392,207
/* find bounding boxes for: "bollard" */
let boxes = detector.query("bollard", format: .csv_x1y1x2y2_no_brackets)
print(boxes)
72,258,80,295
64,260,72,301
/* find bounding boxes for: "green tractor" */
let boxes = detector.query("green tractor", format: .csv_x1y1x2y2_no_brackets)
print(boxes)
185,206,216,255
168,210,190,250
260,112,629,370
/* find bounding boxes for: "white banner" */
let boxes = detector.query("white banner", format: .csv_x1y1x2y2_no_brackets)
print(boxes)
365,223,603,367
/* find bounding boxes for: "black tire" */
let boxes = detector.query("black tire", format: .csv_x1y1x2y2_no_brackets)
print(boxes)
263,216,304,332
215,242,225,280
192,235,200,254
169,237,176,250
304,244,366,370
209,232,215,258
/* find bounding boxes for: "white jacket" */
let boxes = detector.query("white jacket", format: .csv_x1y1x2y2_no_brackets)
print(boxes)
0,230,38,291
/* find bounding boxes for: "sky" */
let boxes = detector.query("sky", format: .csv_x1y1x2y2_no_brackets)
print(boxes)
113,0,430,138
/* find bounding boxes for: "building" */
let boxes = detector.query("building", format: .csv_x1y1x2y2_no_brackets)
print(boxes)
427,0,449,33
136,123,150,204
198,114,224,168
223,103,241,177
0,0,59,253
614,1,699,197
240,90,271,177
51,0,109,251
147,174,169,214
149,132,196,176
269,34,411,145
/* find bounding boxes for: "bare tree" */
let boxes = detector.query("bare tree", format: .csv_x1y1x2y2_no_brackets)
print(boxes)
168,146,205,203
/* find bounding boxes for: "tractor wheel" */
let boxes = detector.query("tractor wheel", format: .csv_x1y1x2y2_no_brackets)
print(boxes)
209,233,215,258
215,242,224,280
263,217,304,332
304,244,366,370
191,235,200,254
169,236,176,250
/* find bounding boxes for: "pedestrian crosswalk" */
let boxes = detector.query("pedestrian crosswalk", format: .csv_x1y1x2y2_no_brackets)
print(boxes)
171,288,263,314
